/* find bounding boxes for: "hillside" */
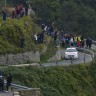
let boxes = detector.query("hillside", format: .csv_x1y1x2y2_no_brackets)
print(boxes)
1,61,96,96
0,16,45,54
0,1,96,96
3,0,96,39
0,15,58,63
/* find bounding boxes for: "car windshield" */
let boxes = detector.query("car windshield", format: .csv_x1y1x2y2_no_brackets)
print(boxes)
66,48,77,52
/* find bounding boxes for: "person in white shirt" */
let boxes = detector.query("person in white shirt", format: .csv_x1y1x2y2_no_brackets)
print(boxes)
70,37,74,46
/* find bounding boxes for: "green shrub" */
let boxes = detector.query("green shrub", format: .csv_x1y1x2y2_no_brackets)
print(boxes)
0,16,44,54
1,63,96,96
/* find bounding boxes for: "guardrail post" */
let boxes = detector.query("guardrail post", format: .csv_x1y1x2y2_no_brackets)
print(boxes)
56,60,57,65
70,57,73,64
55,56,58,65
84,53,86,64
39,62,42,67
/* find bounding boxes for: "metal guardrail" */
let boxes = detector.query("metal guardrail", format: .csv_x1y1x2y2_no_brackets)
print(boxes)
4,82,31,90
76,47,95,60
11,83,32,90
9,83,40,96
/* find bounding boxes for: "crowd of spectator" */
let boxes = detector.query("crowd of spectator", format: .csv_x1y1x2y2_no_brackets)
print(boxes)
36,23,92,49
34,31,44,44
2,3,34,21
11,3,29,19
1,4,92,49
0,71,12,92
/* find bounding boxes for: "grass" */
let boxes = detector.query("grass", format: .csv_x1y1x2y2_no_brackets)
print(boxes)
0,15,60,64
91,48,96,53
1,61,96,96
0,15,59,64
0,16,46,54
40,40,58,63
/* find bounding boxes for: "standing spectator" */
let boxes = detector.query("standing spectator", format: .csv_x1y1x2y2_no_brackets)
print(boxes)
49,25,54,36
65,34,70,47
6,73,12,91
21,6,25,17
58,33,63,43
44,25,48,32
70,37,74,46
19,4,23,17
54,31,57,46
0,75,4,92
77,40,81,47
15,5,20,19
46,26,50,35
55,38,60,47
12,10,16,19
86,37,90,48
34,34,38,44
81,39,85,48
89,38,92,48
81,34,84,41
20,36,25,48
74,35,77,46
41,23,45,30
40,31,44,43
81,34,84,48
62,36,65,48
37,33,40,43
25,3,29,16
2,11,7,21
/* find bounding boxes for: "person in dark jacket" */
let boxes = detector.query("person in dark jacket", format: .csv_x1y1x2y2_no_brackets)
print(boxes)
25,3,29,16
40,31,44,43
86,37,90,47
6,73,12,91
89,38,92,48
0,75,4,92
20,36,25,48
2,11,7,21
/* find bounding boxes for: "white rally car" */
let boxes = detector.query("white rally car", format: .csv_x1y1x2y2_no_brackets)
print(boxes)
64,47,78,59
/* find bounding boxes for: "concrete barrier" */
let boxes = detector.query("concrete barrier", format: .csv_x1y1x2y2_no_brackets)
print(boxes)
18,88,40,96
4,82,40,96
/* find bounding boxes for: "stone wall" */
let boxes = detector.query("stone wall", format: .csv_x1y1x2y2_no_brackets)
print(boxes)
48,50,61,62
0,51,40,65
18,88,40,96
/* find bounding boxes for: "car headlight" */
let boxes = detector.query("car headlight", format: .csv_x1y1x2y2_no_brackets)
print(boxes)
65,53,68,55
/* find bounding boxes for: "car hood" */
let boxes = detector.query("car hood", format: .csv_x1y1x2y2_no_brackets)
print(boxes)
65,52,77,55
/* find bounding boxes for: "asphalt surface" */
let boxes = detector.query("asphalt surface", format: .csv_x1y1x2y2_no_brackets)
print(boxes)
42,50,92,67
9,49,92,67
0,92,13,96
0,48,93,96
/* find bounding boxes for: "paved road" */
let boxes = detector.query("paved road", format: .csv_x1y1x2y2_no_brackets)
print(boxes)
42,50,92,67
2,48,91,68
0,92,13,96
9,50,92,67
